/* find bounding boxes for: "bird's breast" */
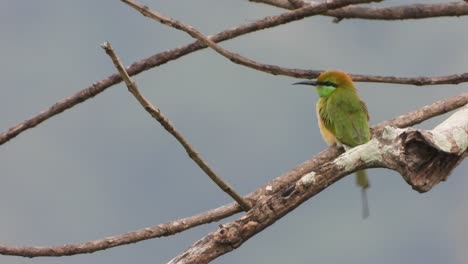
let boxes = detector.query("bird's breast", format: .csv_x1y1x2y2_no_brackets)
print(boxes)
316,99,337,145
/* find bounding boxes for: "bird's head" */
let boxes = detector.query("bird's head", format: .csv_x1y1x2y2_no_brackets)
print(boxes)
293,70,355,97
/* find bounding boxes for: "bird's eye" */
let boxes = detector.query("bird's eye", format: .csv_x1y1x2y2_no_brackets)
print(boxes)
318,81,337,87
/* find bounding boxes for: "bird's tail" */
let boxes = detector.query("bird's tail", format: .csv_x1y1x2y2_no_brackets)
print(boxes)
356,170,370,219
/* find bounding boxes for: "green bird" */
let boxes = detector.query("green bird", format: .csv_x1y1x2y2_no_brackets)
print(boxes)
294,70,371,218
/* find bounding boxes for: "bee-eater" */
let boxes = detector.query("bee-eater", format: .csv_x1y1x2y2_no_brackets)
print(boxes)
294,70,371,218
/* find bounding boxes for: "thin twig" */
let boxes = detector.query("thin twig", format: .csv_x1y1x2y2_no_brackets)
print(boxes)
1,3,468,146
0,92,465,258
101,42,251,212
0,203,236,257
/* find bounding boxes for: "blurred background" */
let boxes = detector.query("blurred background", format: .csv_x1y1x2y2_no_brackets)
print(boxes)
0,0,467,263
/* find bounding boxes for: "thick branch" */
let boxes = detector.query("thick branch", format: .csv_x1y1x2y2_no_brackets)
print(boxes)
168,104,468,264
101,42,251,211
1,2,468,146
379,106,468,192
251,0,468,21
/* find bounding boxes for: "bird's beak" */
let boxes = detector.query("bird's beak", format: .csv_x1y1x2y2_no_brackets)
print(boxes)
292,80,317,86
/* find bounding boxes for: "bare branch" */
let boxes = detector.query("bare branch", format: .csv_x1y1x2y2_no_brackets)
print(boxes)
101,42,251,211
375,92,468,130
123,0,303,77
350,72,468,85
168,104,468,264
1,1,468,146
122,0,384,82
0,202,237,257
251,0,468,21
0,92,464,258
123,0,468,85
0,0,466,261
327,2,468,21
0,150,338,258
381,111,468,192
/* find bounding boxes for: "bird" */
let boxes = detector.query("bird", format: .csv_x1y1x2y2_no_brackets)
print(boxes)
294,70,371,218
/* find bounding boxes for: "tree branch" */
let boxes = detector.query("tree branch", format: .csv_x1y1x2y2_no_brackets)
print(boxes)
123,0,468,85
0,202,239,258
168,103,468,264
0,0,466,261
326,2,468,22
375,92,468,131
0,92,465,258
101,42,251,211
251,0,468,22
1,1,468,146
379,110,468,192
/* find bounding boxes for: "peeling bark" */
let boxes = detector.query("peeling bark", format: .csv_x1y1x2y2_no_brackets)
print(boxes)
169,105,468,264
379,106,468,192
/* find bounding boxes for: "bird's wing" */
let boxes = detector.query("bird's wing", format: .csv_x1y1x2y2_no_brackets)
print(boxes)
328,95,371,147
361,100,370,121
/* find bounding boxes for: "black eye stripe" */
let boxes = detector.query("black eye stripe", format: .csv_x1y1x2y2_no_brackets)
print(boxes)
317,81,337,87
